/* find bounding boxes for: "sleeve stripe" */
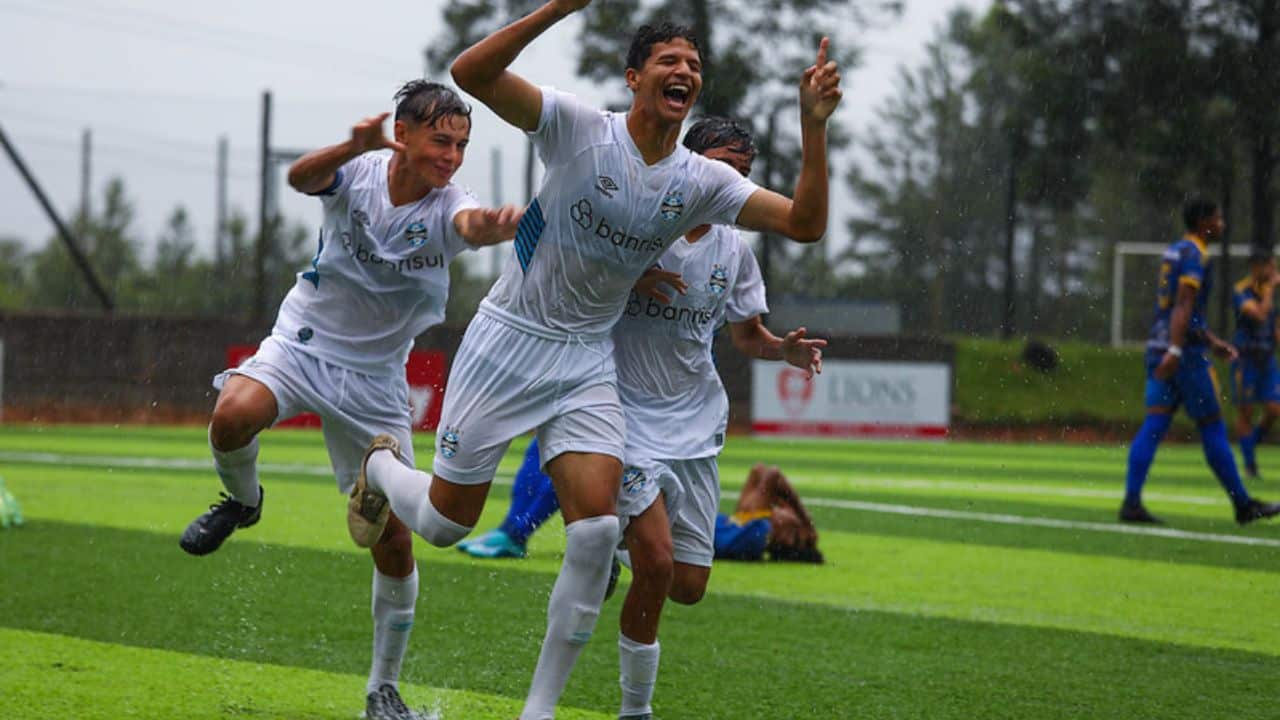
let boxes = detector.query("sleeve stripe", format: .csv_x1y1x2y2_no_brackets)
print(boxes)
1179,276,1202,289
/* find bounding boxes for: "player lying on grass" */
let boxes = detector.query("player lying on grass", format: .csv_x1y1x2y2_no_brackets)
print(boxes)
178,81,521,720
1121,198,1280,526
348,3,842,717
1230,248,1280,480
461,444,824,566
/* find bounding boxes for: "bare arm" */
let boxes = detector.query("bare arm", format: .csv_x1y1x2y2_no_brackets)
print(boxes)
287,113,404,195
1154,283,1196,380
729,317,826,378
454,205,525,247
734,38,842,243
450,1,589,131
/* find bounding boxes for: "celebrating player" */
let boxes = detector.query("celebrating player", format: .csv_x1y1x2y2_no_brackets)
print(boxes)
1121,198,1280,526
347,2,843,718
178,81,521,720
1231,247,1280,479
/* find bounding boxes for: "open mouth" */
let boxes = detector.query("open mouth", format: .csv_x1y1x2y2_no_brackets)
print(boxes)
662,84,691,110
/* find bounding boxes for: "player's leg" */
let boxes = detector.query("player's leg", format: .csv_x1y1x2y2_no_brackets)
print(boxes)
666,457,719,606
1249,357,1280,478
1186,364,1280,523
520,449,622,720
459,439,560,558
364,514,423,719
1234,360,1262,477
181,342,299,555
1120,363,1176,523
617,494,672,720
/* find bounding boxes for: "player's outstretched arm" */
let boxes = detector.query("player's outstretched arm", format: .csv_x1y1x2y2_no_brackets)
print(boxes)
734,37,842,244
287,113,405,195
450,1,591,132
455,205,526,247
729,318,826,379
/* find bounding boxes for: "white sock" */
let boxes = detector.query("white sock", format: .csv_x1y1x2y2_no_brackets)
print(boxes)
209,426,260,507
366,450,470,547
367,567,419,694
520,515,620,720
618,633,660,717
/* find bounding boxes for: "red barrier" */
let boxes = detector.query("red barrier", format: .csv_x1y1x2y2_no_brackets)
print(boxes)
225,345,447,431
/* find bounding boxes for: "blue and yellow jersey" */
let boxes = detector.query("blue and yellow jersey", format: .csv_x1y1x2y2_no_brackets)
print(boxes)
1147,233,1213,360
1233,277,1277,360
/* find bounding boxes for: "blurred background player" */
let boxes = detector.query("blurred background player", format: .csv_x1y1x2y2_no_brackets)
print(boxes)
1231,247,1280,480
714,464,822,564
177,81,521,720
352,3,841,719
1121,198,1280,526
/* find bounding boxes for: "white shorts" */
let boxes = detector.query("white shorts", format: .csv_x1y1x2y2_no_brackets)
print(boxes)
618,456,721,568
214,335,416,494
432,306,625,485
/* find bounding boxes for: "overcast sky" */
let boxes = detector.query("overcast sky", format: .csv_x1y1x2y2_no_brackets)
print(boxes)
0,0,987,275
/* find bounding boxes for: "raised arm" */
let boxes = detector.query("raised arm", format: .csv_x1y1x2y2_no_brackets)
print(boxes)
450,1,590,131
287,113,404,195
729,317,826,378
734,37,842,243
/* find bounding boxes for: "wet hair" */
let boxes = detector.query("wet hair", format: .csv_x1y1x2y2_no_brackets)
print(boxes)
394,80,471,128
1182,197,1219,232
626,22,700,71
683,116,756,159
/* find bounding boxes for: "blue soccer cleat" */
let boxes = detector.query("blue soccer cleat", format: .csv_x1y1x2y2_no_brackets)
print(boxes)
457,529,527,559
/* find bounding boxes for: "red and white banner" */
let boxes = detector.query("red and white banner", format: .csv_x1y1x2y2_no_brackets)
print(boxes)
225,346,447,431
752,359,950,439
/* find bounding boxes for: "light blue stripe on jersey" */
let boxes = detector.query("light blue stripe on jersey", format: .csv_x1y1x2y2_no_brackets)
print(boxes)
514,198,545,272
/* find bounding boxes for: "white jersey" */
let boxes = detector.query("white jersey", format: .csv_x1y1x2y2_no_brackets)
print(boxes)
482,87,759,336
272,152,479,376
614,225,768,460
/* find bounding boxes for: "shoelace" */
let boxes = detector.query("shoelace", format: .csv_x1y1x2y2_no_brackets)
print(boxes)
379,686,410,715
208,492,241,513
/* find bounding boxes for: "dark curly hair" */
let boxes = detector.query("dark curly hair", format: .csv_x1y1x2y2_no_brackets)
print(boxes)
626,22,700,71
683,116,756,159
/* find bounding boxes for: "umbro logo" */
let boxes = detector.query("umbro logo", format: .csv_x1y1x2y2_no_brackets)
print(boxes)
595,176,619,198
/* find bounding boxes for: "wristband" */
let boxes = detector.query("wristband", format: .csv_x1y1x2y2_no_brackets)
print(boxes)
1166,345,1183,358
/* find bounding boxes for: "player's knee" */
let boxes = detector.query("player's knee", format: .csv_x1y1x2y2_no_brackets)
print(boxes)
420,495,473,548
565,515,620,565
669,579,706,605
631,543,674,589
208,408,258,451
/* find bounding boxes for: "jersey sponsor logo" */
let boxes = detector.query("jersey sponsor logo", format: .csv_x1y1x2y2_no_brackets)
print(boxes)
439,427,461,459
624,294,715,325
709,264,728,295
569,198,666,254
595,175,619,198
297,327,314,343
622,467,648,495
352,209,371,227
339,233,443,272
659,190,685,221
405,221,429,249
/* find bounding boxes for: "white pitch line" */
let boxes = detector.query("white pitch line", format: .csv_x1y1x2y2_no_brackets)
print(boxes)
4,450,1279,548
797,497,1280,548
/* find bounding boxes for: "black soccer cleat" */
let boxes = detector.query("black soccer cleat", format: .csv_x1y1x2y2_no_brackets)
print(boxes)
1118,501,1163,525
1235,498,1280,526
603,553,623,601
365,683,433,720
179,488,263,556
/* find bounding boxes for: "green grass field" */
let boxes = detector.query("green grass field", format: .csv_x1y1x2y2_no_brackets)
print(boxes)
2,425,1279,719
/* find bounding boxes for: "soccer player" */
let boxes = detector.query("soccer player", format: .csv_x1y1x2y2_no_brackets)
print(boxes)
1231,248,1280,479
178,81,521,720
349,2,843,717
1121,198,1280,526
714,463,822,564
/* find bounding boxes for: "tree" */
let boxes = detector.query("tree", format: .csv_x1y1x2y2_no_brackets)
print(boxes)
29,177,141,311
0,237,30,309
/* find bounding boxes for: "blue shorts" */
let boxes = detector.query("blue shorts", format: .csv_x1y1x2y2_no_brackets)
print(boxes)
713,512,770,561
1144,354,1222,421
1232,355,1280,406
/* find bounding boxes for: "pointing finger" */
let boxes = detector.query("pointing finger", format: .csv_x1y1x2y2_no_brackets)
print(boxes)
815,37,830,68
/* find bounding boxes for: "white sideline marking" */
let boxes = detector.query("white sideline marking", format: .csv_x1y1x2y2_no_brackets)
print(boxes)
4,450,1279,548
